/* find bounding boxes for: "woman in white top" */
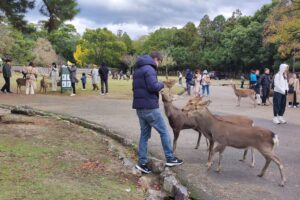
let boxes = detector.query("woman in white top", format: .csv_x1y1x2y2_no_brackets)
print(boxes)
25,62,38,95
50,62,59,91
91,64,99,90
272,63,289,124
193,69,202,96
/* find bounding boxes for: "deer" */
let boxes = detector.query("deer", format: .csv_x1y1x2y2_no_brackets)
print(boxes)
231,83,256,107
161,91,212,153
189,107,286,187
16,78,26,94
40,76,49,93
161,92,256,167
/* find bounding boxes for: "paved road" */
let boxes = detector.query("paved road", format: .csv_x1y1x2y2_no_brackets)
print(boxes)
1,85,299,200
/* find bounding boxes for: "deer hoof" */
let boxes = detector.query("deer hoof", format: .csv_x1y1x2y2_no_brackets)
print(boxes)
250,164,255,168
239,159,245,162
206,162,212,170
215,169,221,173
257,174,263,177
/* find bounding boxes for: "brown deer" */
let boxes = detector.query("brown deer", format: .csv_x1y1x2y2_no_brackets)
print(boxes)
16,78,26,94
232,84,256,107
190,107,286,187
161,92,255,167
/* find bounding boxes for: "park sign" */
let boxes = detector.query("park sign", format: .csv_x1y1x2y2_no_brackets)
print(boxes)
60,65,72,93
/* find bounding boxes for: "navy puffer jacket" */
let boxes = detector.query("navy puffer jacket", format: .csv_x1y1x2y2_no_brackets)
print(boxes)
132,55,164,109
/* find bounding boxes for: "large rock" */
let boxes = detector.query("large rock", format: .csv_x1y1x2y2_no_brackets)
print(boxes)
149,157,165,174
174,184,189,200
163,175,178,196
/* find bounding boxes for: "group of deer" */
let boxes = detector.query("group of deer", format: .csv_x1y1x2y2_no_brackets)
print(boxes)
16,75,60,94
161,90,286,187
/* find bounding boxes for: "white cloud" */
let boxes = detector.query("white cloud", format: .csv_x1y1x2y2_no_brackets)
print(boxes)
25,0,272,39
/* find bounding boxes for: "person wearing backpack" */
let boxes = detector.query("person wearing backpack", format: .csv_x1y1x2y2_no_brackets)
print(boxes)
185,68,193,96
288,73,299,108
272,64,289,124
260,68,271,106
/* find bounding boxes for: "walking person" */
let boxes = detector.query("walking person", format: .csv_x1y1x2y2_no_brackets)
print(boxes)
193,69,202,96
24,62,38,95
249,70,257,89
99,63,109,95
272,64,289,124
185,68,193,96
91,64,99,91
133,52,183,174
288,73,299,108
81,73,87,90
1,58,12,94
201,70,211,97
178,71,183,86
240,74,245,88
260,68,271,106
68,64,77,96
50,62,59,91
255,69,262,105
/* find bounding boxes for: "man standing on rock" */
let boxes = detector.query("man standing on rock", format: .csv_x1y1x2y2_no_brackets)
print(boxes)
132,52,183,174
1,58,12,94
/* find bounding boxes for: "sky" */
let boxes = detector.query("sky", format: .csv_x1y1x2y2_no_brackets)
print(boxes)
25,0,272,40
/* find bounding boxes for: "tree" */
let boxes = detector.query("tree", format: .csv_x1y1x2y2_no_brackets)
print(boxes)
33,38,59,66
48,23,79,62
120,32,134,54
73,45,90,67
39,0,79,33
78,28,127,67
264,0,300,59
0,0,35,32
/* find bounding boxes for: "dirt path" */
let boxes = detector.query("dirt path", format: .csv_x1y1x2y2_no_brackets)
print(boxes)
1,85,299,200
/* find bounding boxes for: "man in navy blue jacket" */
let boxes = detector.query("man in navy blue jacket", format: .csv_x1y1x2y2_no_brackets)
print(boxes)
132,52,183,174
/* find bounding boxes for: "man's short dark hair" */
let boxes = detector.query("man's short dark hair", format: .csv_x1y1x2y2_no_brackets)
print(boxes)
150,51,163,62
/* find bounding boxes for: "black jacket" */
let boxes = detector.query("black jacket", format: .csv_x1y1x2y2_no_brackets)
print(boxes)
99,65,109,80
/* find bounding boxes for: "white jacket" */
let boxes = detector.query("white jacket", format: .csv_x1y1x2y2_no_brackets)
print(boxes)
274,64,289,95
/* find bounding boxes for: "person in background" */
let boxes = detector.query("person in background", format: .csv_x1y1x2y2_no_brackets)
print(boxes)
288,73,299,108
178,71,183,86
272,64,289,124
193,69,202,96
99,63,109,95
50,62,59,91
81,73,87,90
24,62,38,95
255,69,261,105
68,64,77,96
1,58,12,94
249,70,257,89
260,68,271,106
90,64,99,91
185,68,193,96
240,74,245,88
132,52,183,174
201,70,211,97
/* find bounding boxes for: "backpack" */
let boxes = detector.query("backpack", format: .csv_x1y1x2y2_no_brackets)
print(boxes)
288,84,294,94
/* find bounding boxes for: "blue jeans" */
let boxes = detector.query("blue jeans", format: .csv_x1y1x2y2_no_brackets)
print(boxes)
136,108,174,165
202,85,210,96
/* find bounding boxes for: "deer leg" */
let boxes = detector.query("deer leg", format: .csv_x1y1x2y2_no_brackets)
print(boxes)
216,145,226,173
237,97,241,107
195,131,202,149
206,140,217,170
258,158,271,178
250,148,255,168
173,130,180,153
268,153,286,187
249,95,256,108
240,149,248,162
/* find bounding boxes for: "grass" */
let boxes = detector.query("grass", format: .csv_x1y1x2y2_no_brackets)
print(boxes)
0,115,145,200
0,73,185,99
